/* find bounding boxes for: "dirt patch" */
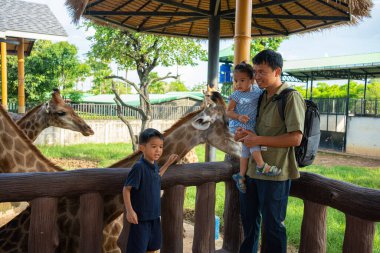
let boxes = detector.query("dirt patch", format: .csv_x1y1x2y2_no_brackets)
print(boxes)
49,157,99,169
314,151,380,168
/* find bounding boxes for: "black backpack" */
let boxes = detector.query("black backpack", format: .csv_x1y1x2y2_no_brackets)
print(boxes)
258,88,321,167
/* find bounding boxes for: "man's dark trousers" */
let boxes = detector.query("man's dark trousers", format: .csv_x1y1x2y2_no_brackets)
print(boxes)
239,177,291,253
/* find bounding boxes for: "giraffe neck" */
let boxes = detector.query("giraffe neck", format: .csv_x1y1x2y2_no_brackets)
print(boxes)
0,106,62,173
16,104,50,142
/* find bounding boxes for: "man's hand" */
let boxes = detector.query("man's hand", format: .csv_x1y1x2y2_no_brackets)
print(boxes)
127,209,138,224
234,127,253,142
239,130,259,148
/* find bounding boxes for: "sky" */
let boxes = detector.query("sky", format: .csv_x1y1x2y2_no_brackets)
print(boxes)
24,0,380,89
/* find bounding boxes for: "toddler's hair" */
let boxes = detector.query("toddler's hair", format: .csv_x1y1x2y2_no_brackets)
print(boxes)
252,49,283,70
234,61,254,79
139,128,164,144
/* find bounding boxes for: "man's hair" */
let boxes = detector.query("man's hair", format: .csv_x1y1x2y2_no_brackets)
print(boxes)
234,61,254,79
139,128,164,144
252,49,283,71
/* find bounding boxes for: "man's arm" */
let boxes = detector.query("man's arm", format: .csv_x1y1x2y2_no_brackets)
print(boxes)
240,130,302,148
122,186,138,224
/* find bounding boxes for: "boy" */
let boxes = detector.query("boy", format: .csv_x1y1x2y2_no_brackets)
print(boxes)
122,128,178,253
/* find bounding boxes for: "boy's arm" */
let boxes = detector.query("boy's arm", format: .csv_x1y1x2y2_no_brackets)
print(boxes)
122,186,138,224
159,154,179,176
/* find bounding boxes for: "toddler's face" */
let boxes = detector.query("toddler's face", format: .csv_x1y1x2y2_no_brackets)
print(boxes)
234,71,253,92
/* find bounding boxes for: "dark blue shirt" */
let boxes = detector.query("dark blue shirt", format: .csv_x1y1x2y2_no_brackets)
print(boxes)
124,156,161,221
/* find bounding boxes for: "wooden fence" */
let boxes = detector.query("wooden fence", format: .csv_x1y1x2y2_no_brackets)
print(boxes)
0,162,379,253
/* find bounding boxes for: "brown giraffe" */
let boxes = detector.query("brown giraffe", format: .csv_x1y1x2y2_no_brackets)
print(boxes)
15,88,94,142
0,92,241,252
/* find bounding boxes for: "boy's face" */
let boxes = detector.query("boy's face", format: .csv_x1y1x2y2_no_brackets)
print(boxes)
139,137,164,163
234,71,253,92
253,63,281,89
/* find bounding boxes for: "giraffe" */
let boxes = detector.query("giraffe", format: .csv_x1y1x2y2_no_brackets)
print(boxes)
15,88,94,142
0,92,241,252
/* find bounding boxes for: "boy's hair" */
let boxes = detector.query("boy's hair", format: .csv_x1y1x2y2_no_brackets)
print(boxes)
234,61,254,79
139,128,164,144
252,49,283,71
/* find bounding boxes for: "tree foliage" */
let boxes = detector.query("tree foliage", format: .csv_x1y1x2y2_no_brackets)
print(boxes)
85,22,206,149
293,81,380,99
0,40,89,103
250,37,285,57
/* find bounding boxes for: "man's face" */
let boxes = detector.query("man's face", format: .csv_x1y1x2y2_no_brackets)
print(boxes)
253,63,281,89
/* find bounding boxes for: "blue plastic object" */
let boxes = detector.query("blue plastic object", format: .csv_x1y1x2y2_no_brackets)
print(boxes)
215,215,220,240
219,63,232,83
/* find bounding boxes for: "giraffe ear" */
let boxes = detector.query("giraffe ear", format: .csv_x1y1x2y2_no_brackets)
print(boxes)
191,114,213,130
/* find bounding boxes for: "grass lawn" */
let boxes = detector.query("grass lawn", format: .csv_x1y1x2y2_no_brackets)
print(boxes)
37,143,380,252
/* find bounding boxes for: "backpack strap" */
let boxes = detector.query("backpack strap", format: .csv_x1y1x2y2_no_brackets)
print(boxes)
273,88,296,121
256,91,265,119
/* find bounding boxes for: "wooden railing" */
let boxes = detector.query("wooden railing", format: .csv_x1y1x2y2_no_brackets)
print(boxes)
0,162,379,253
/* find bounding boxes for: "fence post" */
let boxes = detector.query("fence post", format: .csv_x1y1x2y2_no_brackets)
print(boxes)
80,193,104,253
299,200,327,253
193,183,216,253
28,197,58,253
343,214,375,253
161,185,185,253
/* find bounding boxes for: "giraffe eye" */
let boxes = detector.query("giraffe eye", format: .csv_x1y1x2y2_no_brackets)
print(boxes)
57,111,66,116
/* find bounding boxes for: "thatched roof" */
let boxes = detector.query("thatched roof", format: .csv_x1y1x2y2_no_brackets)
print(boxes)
65,0,373,38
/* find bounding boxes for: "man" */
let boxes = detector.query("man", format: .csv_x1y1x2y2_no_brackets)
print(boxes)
237,49,306,253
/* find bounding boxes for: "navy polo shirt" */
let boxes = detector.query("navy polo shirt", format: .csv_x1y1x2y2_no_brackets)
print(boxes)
124,156,161,221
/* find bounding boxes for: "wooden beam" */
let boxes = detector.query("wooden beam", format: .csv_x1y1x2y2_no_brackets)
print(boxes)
84,10,206,17
220,0,298,16
17,38,25,113
1,42,8,110
138,16,205,32
249,14,350,21
152,0,210,15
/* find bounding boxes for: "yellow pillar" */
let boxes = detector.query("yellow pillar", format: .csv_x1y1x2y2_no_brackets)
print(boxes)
1,42,8,110
233,0,252,66
18,38,25,113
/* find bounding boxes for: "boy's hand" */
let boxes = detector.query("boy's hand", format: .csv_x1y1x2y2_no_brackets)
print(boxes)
127,209,138,224
238,114,249,124
167,154,179,166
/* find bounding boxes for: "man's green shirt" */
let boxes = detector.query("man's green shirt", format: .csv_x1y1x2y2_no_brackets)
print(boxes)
247,83,306,181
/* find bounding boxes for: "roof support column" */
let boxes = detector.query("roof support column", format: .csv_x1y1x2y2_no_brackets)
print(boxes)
233,0,252,66
205,0,221,163
18,38,25,113
1,42,7,110
363,74,368,115
343,72,351,152
207,1,221,90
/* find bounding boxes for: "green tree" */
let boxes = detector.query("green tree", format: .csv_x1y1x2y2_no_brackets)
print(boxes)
250,37,285,57
1,40,90,103
85,22,207,149
168,79,188,92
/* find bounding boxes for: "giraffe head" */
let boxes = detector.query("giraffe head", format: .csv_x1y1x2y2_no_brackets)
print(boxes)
44,89,94,136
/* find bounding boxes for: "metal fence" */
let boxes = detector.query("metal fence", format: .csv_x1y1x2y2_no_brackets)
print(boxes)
313,98,379,116
6,98,379,119
70,104,202,120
